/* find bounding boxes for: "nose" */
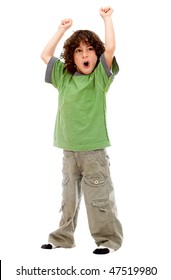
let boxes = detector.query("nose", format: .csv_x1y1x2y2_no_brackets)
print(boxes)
82,50,88,58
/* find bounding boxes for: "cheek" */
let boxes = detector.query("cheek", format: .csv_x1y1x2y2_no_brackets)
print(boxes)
73,54,76,64
92,52,98,61
74,55,80,66
93,55,98,65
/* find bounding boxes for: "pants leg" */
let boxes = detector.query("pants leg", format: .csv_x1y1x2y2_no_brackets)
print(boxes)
81,149,123,251
48,151,82,248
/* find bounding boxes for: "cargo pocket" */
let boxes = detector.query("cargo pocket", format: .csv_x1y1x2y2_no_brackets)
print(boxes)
83,176,109,187
83,176,109,202
92,199,112,223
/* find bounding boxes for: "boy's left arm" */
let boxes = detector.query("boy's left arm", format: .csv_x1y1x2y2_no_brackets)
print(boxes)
100,7,116,69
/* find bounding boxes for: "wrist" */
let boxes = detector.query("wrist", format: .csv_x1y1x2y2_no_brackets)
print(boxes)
102,15,112,22
57,26,66,35
58,25,66,31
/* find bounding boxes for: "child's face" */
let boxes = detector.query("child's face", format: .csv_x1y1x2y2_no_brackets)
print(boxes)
73,42,98,74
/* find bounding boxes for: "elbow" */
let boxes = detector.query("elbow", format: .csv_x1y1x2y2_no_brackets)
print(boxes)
40,52,44,60
41,52,46,62
40,52,45,62
40,52,51,65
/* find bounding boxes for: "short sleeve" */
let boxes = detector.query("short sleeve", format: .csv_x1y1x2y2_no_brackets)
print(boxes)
94,54,119,93
45,57,66,89
100,54,119,78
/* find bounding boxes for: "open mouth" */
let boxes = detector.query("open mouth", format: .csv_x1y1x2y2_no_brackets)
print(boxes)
83,61,89,67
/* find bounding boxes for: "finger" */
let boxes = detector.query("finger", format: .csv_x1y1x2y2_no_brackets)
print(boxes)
104,7,110,13
101,6,111,13
61,18,72,25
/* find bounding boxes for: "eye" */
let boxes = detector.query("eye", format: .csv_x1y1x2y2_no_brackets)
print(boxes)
88,46,94,51
75,48,82,53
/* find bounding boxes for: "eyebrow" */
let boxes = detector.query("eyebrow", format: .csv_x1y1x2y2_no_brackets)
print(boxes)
75,44,92,49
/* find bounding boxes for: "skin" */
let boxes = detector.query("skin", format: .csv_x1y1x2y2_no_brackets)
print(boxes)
74,43,98,75
41,7,116,72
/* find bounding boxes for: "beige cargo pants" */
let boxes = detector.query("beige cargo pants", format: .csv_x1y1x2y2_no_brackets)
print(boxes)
48,149,123,250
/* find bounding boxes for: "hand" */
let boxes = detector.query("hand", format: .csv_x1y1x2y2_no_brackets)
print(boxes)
100,7,113,18
59,18,73,31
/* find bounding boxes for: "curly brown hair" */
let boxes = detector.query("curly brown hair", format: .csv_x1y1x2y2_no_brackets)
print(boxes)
60,30,105,74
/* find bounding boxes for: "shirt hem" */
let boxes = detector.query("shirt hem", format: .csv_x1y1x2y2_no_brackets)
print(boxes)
53,142,111,151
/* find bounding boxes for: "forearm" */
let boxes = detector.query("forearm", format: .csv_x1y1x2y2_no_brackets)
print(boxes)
41,19,72,65
100,7,115,68
103,16,116,54
41,28,65,64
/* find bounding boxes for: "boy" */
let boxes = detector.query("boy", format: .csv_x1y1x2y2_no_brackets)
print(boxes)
41,7,123,254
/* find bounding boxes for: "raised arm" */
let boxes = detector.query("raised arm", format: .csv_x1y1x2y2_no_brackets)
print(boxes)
100,7,115,69
41,19,73,65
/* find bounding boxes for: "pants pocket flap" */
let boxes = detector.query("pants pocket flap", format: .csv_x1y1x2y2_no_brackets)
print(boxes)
93,200,109,207
84,177,108,187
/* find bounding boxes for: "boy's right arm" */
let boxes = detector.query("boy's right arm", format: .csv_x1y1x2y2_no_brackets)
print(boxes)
41,19,73,65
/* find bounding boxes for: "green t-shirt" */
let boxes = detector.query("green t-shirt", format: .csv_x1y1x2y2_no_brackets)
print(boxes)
45,54,119,151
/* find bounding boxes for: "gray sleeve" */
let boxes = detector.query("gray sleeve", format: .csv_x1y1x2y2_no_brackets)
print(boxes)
101,54,119,78
45,57,58,83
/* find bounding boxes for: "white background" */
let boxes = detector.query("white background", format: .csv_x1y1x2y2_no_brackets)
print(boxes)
0,0,171,279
